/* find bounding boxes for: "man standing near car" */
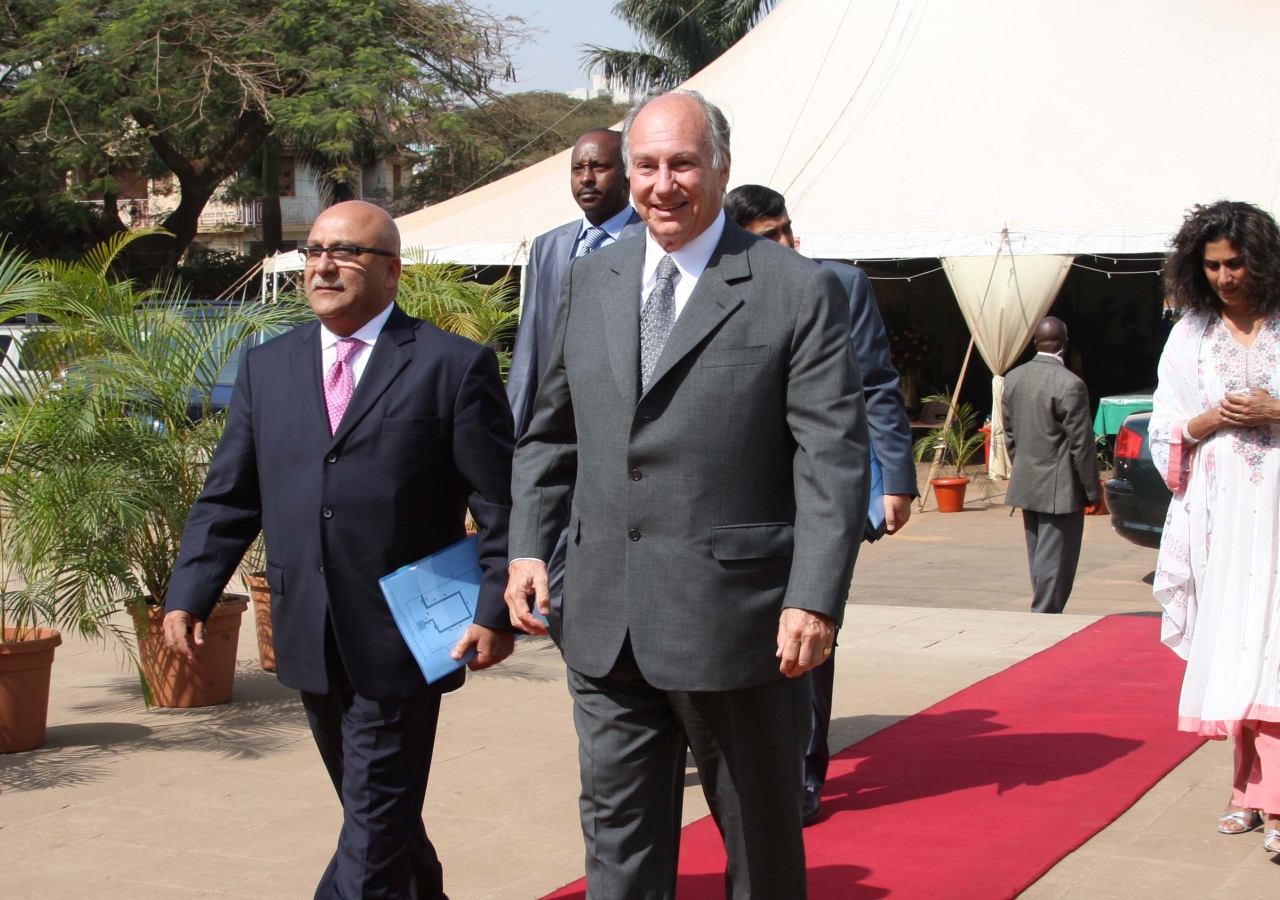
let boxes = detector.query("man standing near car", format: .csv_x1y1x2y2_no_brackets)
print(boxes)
162,200,517,899
1003,316,1101,614
724,183,916,825
505,128,645,635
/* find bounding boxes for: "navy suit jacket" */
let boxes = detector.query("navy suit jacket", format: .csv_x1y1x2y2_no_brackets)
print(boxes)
166,305,516,700
507,209,646,437
818,260,916,498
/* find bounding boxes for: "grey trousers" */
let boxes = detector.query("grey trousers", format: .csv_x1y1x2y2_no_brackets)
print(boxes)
567,638,811,900
1022,508,1085,614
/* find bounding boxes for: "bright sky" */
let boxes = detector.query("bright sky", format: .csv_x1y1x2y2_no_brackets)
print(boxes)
481,1,640,94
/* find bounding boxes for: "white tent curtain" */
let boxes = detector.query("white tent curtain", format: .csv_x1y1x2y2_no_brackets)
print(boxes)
942,254,1074,479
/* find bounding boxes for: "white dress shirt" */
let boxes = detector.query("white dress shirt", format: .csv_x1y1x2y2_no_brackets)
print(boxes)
320,302,395,387
573,205,637,257
641,209,726,321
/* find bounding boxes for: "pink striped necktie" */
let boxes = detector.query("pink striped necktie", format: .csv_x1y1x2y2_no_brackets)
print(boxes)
324,337,363,434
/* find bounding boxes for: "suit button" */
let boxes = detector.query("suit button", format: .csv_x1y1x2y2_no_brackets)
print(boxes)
326,453,338,464
629,529,641,541
630,469,642,481
319,565,326,574
322,508,333,519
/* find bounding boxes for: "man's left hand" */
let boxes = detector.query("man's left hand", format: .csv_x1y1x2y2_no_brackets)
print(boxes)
452,624,515,671
776,607,836,677
884,494,913,535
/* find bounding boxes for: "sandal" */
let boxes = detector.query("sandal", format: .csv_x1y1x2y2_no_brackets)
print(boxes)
1217,809,1262,834
1265,830,1280,853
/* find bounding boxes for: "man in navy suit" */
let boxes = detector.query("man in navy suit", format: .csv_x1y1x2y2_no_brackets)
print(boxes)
163,201,516,899
505,128,646,630
726,185,917,825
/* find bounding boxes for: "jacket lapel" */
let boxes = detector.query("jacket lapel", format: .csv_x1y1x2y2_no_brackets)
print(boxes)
290,322,331,443
602,241,645,410
329,305,416,448
640,224,751,399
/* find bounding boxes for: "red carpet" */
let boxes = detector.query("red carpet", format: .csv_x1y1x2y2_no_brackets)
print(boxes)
542,614,1205,899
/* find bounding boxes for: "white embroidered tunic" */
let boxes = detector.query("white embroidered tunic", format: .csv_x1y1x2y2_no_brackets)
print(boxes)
1150,312,1280,738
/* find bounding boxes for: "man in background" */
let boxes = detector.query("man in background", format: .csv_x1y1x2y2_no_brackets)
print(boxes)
505,128,645,633
725,183,915,825
1003,316,1101,614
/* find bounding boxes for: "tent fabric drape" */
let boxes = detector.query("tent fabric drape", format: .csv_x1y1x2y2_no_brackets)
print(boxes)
942,255,1074,479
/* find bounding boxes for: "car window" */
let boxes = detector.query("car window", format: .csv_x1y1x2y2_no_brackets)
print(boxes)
0,335,12,364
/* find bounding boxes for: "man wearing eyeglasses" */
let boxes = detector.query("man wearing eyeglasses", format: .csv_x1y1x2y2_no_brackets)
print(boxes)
164,200,517,900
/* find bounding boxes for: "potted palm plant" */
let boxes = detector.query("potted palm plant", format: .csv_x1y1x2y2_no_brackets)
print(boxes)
0,231,304,707
912,392,998,513
238,535,274,672
0,240,66,752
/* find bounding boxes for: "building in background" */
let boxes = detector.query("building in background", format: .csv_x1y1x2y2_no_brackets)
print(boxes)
75,155,406,259
566,73,635,106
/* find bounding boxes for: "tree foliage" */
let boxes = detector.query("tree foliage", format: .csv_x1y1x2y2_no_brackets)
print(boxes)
402,91,630,208
582,0,777,93
0,0,523,270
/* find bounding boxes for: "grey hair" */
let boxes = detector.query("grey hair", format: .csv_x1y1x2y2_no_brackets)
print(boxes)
621,89,731,176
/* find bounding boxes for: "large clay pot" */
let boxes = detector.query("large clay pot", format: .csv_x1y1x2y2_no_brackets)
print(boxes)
242,573,275,672
0,627,62,753
931,477,970,513
136,595,248,708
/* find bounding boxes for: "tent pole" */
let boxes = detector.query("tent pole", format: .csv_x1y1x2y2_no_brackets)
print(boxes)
918,334,976,511
918,232,1008,512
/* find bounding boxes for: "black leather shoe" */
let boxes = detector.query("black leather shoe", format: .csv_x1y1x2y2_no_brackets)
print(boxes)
802,788,822,826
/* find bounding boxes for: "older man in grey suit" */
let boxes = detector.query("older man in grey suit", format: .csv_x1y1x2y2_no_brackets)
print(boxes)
1003,317,1101,614
505,90,870,899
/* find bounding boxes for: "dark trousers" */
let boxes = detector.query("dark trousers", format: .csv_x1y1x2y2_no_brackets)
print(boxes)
805,653,836,793
299,633,446,900
568,638,811,900
1022,508,1086,614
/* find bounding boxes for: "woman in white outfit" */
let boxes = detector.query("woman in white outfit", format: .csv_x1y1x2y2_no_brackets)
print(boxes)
1151,200,1280,853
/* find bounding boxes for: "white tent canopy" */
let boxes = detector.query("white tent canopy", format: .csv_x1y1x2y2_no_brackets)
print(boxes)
395,0,1280,266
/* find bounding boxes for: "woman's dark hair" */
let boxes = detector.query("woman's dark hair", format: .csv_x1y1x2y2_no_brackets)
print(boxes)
724,184,788,228
1165,200,1280,314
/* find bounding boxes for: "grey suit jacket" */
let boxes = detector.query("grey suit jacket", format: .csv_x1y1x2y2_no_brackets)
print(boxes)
818,260,916,497
507,209,646,437
1003,355,1101,514
509,219,871,692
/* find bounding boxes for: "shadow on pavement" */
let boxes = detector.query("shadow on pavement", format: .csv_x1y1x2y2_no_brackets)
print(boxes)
0,661,308,793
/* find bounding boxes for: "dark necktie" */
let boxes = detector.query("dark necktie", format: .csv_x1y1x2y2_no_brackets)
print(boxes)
575,226,609,258
640,255,679,390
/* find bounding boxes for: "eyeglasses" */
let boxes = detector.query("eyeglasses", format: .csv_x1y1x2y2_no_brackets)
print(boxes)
297,245,397,264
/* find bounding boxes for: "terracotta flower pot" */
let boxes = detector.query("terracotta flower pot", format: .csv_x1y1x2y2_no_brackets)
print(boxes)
242,573,275,672
135,595,248,708
931,477,970,513
0,627,62,753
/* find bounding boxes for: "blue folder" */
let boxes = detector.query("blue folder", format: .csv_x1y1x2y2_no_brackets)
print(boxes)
378,536,480,683
865,443,886,542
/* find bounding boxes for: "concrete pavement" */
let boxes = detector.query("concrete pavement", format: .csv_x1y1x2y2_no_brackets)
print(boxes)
1,499,1274,897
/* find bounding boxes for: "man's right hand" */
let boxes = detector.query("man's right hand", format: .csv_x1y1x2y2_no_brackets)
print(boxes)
504,559,550,635
162,609,205,659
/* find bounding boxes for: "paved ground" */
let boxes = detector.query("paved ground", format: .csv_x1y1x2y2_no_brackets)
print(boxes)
2,490,1276,897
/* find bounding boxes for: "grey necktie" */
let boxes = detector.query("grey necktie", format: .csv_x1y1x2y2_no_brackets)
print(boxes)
640,255,679,390
575,226,609,257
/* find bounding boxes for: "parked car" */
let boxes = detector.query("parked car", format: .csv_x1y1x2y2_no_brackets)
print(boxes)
1103,412,1173,548
0,322,56,401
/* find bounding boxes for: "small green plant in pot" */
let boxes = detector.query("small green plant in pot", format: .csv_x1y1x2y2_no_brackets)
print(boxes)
0,231,306,707
912,392,998,513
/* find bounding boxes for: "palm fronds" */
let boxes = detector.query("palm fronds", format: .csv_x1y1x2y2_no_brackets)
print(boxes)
911,391,999,499
395,252,519,375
